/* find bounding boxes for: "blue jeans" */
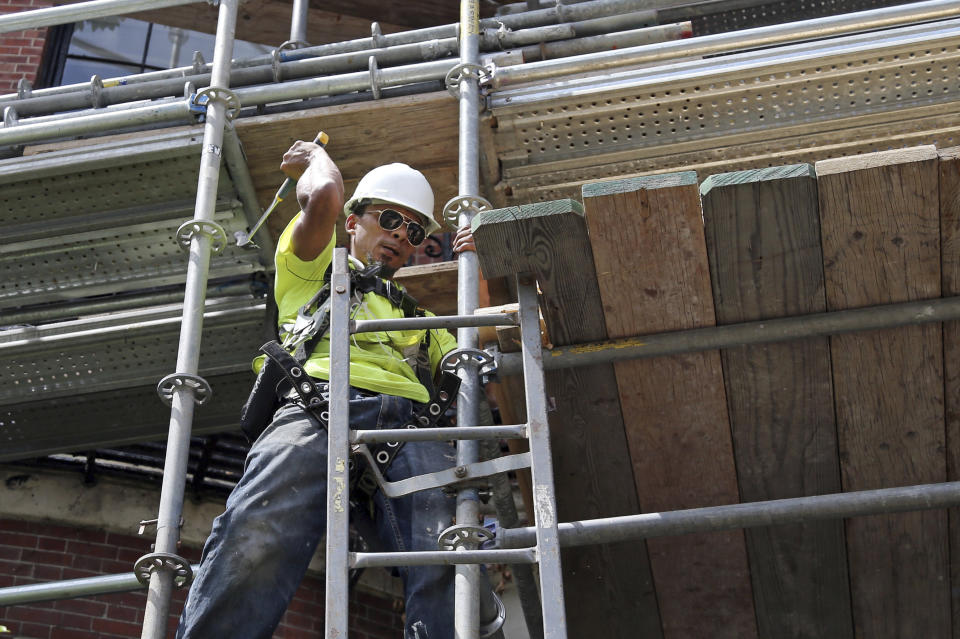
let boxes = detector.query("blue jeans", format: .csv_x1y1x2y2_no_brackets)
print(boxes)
176,388,458,638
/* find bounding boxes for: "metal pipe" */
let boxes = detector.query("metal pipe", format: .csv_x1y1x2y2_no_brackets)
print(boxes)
351,425,527,444
353,313,516,333
352,548,537,568
497,481,960,549
0,0,661,113
139,2,238,637
221,123,275,264
454,1,486,636
0,0,203,34
488,0,960,88
495,295,960,377
325,248,352,637
0,100,196,147
0,565,201,606
290,0,309,44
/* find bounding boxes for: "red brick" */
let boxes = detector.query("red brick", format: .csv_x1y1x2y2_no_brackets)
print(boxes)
5,605,57,624
0,531,38,548
17,622,52,639
0,544,21,560
60,568,98,580
281,610,315,630
53,598,107,617
115,547,143,563
50,628,99,639
37,537,66,552
0,558,32,577
32,564,64,581
66,541,117,560
70,555,101,572
105,603,139,623
21,549,66,566
91,617,141,636
57,611,93,630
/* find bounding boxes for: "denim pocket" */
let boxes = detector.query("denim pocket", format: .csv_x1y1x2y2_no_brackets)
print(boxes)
376,393,413,430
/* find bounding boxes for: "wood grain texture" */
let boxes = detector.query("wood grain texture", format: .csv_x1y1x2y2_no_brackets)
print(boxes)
939,145,960,639
816,146,948,638
701,164,853,638
472,199,663,638
582,173,756,639
234,92,461,241
394,260,457,317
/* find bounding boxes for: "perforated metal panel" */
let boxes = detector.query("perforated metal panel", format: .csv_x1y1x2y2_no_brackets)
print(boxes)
0,296,267,405
0,129,263,308
0,372,252,462
675,0,915,35
489,18,960,202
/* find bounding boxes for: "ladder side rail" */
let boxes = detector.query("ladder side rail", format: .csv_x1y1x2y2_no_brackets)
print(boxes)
517,273,568,638
325,247,353,637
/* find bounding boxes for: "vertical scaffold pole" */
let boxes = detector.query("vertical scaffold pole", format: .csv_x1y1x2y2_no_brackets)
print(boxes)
138,1,239,637
454,0,485,637
325,248,353,636
517,275,568,638
290,0,309,43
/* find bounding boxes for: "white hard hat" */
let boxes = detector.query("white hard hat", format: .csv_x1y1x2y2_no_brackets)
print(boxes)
343,163,442,235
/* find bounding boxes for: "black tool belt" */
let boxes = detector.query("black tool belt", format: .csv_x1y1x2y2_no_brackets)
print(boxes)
240,340,461,496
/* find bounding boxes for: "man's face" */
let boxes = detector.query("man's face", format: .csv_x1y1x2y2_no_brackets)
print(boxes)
345,205,423,275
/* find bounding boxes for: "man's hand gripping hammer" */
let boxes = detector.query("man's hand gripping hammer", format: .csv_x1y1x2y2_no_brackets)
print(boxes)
235,130,329,249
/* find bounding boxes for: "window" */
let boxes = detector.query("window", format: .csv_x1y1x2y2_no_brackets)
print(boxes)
53,17,271,86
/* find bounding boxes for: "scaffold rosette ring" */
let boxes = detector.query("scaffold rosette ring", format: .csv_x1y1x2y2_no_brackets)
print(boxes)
157,373,213,407
175,219,228,254
193,86,241,120
440,348,496,378
442,194,492,228
134,552,193,588
437,524,494,551
444,62,489,98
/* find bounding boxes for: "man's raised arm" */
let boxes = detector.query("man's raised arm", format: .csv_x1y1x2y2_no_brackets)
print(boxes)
280,139,344,261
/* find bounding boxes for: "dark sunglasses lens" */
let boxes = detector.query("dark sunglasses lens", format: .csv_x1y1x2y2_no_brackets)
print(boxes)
378,209,404,231
406,223,426,246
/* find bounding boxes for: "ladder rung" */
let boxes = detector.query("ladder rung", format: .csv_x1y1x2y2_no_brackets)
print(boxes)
351,548,537,568
351,424,527,444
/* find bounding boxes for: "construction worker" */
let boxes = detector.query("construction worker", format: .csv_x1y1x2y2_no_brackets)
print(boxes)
176,139,489,638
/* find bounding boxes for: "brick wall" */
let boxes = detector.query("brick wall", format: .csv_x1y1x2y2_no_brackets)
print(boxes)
0,0,52,95
0,518,403,638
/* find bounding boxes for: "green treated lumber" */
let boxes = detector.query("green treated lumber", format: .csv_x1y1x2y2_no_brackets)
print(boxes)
472,199,664,638
701,163,853,639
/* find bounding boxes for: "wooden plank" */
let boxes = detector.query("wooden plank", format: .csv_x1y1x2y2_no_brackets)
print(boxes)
234,92,461,241
816,146,948,638
939,145,960,639
394,260,458,317
700,165,853,638
472,200,663,639
581,173,756,639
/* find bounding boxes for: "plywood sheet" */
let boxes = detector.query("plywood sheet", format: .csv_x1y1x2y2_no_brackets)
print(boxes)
816,146,948,638
701,165,852,638
582,174,755,639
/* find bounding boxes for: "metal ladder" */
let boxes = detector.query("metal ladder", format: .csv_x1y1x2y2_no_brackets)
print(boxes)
323,248,567,638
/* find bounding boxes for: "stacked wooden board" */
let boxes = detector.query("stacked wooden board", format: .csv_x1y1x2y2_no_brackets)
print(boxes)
472,144,958,638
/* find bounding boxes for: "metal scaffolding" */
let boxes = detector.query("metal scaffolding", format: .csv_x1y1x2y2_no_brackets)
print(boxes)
6,0,960,638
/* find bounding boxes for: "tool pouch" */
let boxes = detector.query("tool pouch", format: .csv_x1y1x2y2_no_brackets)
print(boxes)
239,342,287,443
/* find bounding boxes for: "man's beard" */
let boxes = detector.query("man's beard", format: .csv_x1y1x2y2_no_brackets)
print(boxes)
362,252,398,279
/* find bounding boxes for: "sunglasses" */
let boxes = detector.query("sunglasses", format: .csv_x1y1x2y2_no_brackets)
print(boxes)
375,208,427,247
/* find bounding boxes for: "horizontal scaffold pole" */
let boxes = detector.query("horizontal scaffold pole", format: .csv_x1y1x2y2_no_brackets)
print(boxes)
497,481,960,549
495,295,960,376
0,0,204,34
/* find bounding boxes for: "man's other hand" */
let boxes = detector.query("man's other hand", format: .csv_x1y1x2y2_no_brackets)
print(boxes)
452,225,476,254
